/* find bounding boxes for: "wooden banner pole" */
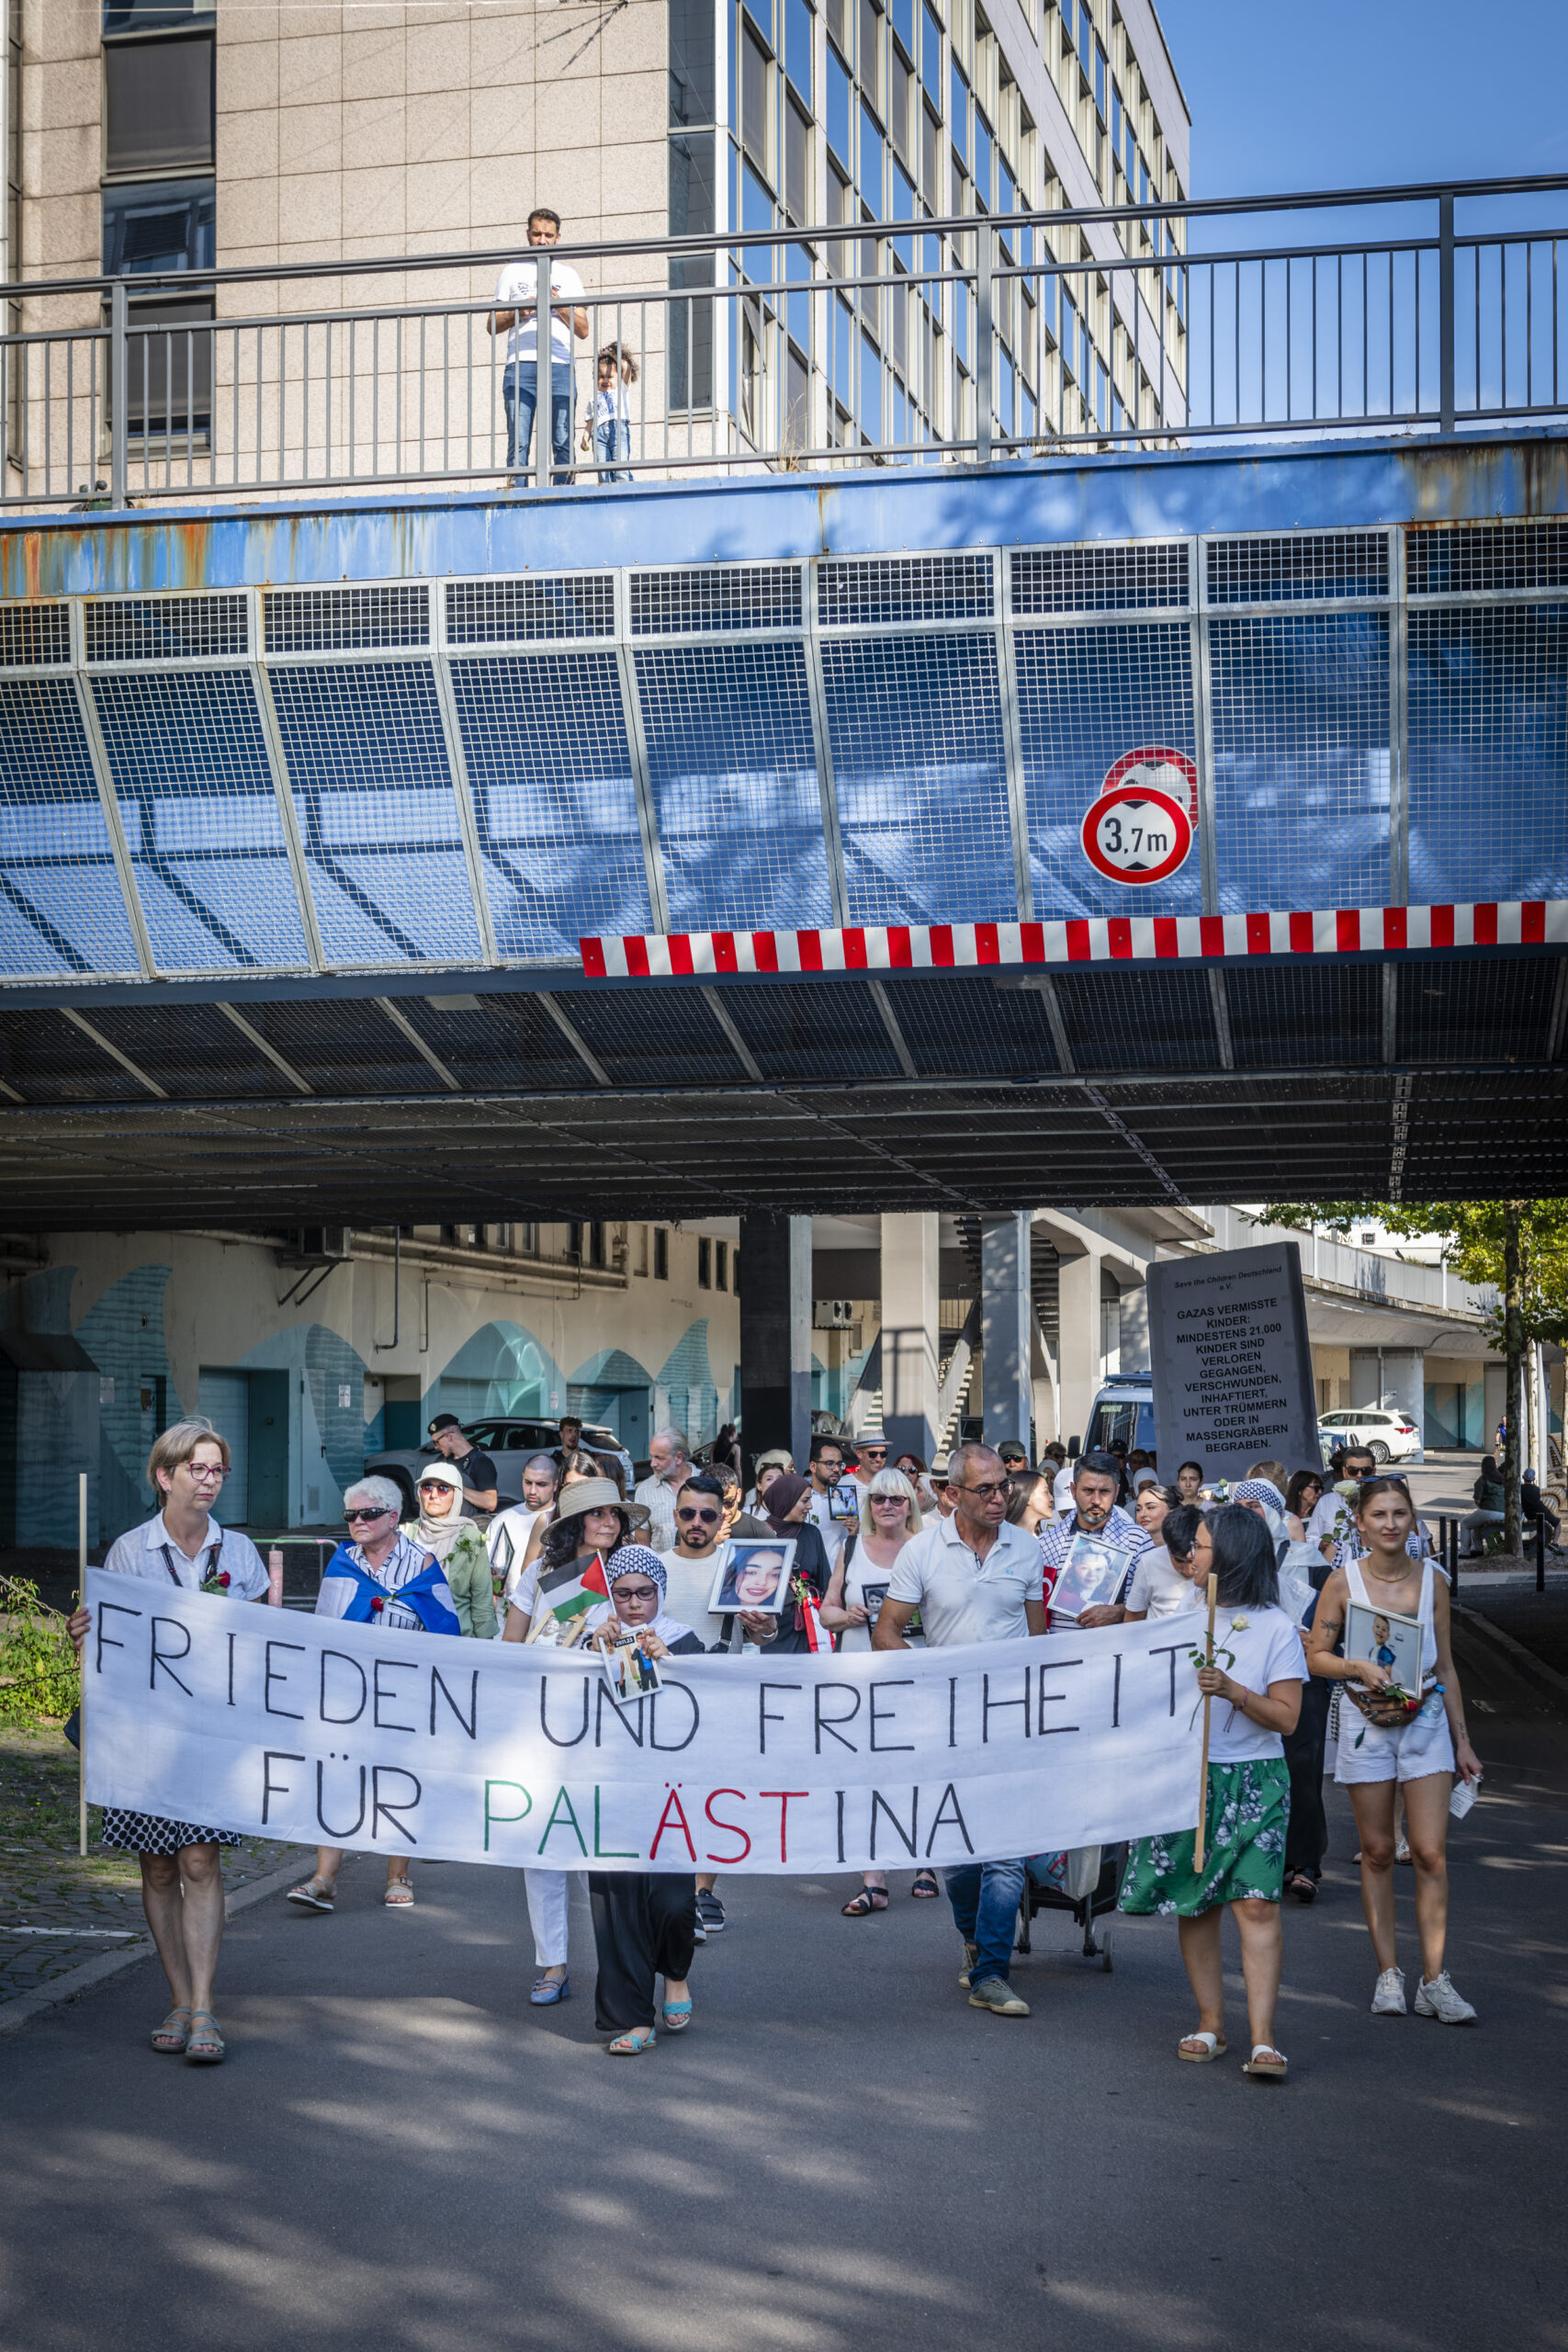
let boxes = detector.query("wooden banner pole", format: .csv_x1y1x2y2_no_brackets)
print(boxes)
77,1471,87,1858
1192,1571,1218,1872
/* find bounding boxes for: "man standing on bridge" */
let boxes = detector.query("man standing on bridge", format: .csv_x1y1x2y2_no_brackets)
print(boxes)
873,1442,1047,2018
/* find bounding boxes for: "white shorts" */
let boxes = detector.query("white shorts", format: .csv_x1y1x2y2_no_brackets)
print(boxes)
1334,1690,1455,1786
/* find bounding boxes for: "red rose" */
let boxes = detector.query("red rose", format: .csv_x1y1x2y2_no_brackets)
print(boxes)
218,1571,231,1589
370,1597,384,1613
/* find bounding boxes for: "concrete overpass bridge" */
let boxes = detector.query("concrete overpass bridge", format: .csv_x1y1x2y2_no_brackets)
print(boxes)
0,182,1564,1237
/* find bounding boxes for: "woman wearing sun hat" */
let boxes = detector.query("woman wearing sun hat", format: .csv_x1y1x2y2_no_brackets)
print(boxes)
500,1477,649,2006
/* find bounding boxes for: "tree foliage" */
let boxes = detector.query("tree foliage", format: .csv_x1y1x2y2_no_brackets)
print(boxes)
0,1577,79,1726
1253,1200,1568,1350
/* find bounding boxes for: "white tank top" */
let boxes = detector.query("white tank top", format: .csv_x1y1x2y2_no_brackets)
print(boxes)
838,1532,915,1652
1345,1557,1438,1679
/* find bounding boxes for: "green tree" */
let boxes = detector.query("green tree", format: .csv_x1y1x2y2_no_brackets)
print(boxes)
1253,1200,1568,1556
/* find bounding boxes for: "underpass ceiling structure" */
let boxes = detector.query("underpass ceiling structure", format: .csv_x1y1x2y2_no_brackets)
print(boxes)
1,435,1565,1224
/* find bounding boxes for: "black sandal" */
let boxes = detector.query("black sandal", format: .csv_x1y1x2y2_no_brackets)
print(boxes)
911,1870,940,1898
1285,1871,1317,1904
841,1887,889,1916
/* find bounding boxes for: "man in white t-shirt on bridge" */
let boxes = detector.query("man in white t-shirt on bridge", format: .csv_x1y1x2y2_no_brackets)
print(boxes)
491,207,589,488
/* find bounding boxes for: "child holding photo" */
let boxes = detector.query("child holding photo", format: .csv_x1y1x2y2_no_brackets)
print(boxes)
1120,1506,1305,2081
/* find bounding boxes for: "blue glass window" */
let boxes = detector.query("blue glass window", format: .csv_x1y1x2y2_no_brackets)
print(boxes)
827,44,852,164
103,177,213,274
921,0,942,101
892,160,915,220
950,61,967,161
860,329,882,435
785,0,813,102
973,108,992,208
860,103,885,211
892,0,914,56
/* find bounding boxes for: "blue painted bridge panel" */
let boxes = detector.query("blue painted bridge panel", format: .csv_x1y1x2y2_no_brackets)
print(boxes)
0,432,1562,988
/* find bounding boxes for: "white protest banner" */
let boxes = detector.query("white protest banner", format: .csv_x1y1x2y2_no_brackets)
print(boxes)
82,1568,1203,1873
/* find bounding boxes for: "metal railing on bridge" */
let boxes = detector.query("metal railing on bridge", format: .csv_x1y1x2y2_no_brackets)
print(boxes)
0,173,1564,509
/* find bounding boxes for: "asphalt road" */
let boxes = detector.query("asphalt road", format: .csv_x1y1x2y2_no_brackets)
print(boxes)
2,1647,1563,2352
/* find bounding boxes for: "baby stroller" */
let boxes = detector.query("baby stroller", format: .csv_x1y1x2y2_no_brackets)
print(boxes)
1016,1844,1126,1973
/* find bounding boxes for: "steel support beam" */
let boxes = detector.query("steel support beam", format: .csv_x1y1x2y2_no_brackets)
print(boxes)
69,599,155,981
614,568,672,935
429,580,500,967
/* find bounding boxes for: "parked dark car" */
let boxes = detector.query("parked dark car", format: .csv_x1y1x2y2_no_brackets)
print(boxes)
365,1417,634,1519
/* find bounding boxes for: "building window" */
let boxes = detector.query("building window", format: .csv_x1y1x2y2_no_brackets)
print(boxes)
589,1221,607,1269
698,1238,713,1288
104,30,213,174
568,1221,583,1261
654,1227,670,1280
716,1240,728,1291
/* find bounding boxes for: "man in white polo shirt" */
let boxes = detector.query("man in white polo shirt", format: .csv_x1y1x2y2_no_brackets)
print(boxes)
873,1441,1046,2018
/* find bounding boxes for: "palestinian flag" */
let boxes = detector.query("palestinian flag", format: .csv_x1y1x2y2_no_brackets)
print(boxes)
536,1549,612,1627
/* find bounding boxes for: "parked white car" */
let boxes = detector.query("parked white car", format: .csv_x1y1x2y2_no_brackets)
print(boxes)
1316,1407,1420,1464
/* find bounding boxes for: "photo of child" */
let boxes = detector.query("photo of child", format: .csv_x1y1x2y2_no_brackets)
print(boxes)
710,1539,796,1615
1049,1532,1134,1623
603,1635,663,1705
1344,1600,1423,1691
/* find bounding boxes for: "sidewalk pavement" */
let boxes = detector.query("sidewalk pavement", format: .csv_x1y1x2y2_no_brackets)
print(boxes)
0,1722,307,2018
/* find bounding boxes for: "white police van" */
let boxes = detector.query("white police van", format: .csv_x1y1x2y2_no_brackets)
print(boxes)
1074,1371,1156,1460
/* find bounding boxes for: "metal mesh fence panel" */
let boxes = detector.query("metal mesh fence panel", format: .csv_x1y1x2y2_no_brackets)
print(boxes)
265,585,429,653
0,605,71,668
266,659,480,965
1206,531,1389,605
630,564,802,635
1013,621,1200,919
85,594,247,662
819,631,1015,924
1395,956,1562,1063
1209,611,1391,911
447,650,653,959
819,554,993,625
632,640,833,933
1407,603,1568,905
1011,543,1190,615
447,576,615,644
717,978,905,1080
0,676,141,977
1406,520,1568,596
90,669,310,973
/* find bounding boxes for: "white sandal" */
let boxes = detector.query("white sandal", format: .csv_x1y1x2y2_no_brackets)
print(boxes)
1243,2042,1288,2079
1177,2030,1226,2062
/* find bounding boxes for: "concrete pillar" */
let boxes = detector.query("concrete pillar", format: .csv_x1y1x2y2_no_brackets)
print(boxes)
880,1211,940,1463
1055,1247,1104,1454
981,1212,1033,1451
739,1214,813,1469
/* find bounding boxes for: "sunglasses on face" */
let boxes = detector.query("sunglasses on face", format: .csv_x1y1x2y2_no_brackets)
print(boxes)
861,1447,887,1459
344,1505,392,1524
418,1481,451,1496
677,1506,720,1525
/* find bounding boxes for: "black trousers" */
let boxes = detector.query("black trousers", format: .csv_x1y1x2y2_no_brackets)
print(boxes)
587,1871,697,2032
1283,1675,1332,1879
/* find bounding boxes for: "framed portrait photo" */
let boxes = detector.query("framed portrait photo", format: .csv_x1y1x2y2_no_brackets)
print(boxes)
1345,1600,1423,1691
860,1579,891,1628
1050,1532,1134,1623
708,1537,797,1616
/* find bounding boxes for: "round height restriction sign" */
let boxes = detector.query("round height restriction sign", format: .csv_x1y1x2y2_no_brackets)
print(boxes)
1080,782,1193,885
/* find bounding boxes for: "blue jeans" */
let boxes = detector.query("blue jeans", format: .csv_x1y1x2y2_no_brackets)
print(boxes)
944,1858,1027,1985
503,357,574,481
593,413,631,483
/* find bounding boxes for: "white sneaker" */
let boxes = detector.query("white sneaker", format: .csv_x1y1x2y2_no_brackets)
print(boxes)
1371,1966,1407,2016
1394,1835,1412,1865
1415,1971,1477,2025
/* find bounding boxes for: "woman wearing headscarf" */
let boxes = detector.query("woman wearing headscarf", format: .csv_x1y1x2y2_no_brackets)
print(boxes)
581,1546,706,2053
402,1460,496,1636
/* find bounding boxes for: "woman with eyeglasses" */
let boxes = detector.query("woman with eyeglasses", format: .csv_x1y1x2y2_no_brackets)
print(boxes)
66,1419,272,2065
287,1474,462,1917
822,1467,940,1912
400,1460,496,1636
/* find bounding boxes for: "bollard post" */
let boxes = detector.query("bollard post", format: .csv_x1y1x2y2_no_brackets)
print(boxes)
1450,1514,1460,1598
1538,1508,1547,1594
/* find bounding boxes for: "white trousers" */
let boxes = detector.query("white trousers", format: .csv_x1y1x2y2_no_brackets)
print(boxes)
525,1867,578,1968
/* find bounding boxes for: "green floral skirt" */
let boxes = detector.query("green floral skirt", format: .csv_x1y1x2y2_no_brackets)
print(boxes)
1118,1758,1290,1917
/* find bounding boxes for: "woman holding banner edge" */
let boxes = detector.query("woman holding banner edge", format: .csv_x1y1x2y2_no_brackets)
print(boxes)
1118,1506,1305,2081
67,1419,272,2066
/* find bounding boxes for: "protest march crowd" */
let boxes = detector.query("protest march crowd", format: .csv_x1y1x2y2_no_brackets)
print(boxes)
67,1410,1482,2076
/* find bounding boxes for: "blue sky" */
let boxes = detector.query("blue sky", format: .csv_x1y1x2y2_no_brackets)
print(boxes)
1156,0,1568,198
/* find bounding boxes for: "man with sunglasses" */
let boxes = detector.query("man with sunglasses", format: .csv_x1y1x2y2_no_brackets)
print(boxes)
850,1430,889,1499
806,1435,860,1537
873,1442,1047,2018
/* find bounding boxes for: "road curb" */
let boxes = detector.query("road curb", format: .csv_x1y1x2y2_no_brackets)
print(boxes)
1451,1600,1568,1708
0,1850,313,2040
